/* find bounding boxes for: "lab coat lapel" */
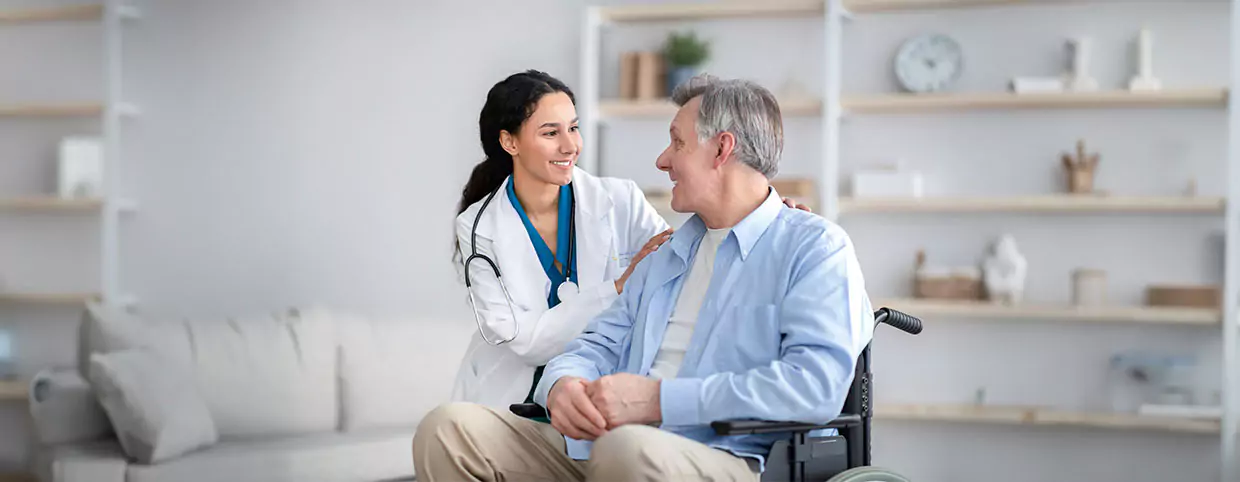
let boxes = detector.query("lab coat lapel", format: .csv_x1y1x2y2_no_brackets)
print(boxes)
571,172,613,292
479,178,548,310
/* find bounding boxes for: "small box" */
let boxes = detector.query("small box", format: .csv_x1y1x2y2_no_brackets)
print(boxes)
852,167,922,198
58,137,104,199
1146,284,1221,308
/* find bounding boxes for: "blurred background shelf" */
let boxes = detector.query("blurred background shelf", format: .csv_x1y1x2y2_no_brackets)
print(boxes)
0,197,103,212
875,298,1221,326
876,403,1222,434
0,381,27,402
838,195,1225,213
0,103,104,117
842,89,1228,113
600,97,821,119
0,293,99,305
598,0,823,22
0,4,102,24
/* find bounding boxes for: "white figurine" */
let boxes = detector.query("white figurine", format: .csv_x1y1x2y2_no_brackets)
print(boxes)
983,234,1028,304
1064,37,1098,91
1129,27,1162,91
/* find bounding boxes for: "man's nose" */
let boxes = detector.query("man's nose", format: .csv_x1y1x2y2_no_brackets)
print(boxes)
655,150,671,172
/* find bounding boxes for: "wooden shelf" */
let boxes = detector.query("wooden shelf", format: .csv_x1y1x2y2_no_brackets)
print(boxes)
0,103,104,117
0,292,99,305
875,298,1220,326
599,1,823,22
842,89,1228,113
600,97,821,120
0,381,28,402
0,4,102,23
876,403,1221,434
838,195,1225,214
0,197,103,212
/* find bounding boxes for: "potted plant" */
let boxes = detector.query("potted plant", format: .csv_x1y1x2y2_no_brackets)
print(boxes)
662,30,710,94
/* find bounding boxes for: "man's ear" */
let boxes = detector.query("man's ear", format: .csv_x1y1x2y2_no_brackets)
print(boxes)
500,130,519,156
713,131,737,169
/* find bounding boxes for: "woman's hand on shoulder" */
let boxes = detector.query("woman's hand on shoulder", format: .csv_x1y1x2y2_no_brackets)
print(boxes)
783,197,812,213
615,229,673,294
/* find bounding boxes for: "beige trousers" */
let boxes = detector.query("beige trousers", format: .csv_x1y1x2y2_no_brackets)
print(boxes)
412,402,760,482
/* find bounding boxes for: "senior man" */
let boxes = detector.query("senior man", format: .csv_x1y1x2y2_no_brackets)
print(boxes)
413,74,873,482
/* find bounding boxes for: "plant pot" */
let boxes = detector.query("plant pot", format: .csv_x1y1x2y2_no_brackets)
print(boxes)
667,66,698,96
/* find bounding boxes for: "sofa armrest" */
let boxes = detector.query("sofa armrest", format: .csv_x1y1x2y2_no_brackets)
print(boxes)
29,368,113,445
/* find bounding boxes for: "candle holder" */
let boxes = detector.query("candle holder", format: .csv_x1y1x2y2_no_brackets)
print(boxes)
1129,27,1162,91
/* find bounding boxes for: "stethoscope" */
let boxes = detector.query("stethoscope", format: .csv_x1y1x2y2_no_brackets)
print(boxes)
464,181,576,346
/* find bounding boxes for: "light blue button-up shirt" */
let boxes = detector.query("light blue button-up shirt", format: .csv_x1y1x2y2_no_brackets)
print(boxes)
533,188,875,469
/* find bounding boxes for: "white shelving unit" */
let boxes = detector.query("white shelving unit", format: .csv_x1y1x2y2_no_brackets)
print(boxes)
0,1,135,309
820,0,1238,479
583,0,1238,479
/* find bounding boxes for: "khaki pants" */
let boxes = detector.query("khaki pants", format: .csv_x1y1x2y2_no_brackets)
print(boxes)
412,402,760,482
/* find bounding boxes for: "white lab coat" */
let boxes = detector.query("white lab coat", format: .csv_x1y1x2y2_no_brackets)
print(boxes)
451,167,670,409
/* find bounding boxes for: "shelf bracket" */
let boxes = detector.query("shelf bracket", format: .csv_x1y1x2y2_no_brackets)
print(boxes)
116,103,141,118
113,198,138,214
116,5,142,20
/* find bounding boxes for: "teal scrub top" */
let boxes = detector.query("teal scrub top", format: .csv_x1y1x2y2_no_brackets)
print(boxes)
505,178,577,409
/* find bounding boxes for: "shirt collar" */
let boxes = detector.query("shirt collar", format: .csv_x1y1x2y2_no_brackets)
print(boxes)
669,186,784,262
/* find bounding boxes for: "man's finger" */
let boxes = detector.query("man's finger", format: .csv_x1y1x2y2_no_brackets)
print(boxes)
563,405,601,440
571,391,607,437
553,411,588,440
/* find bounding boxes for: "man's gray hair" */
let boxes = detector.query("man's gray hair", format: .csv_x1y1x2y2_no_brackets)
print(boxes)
671,74,783,178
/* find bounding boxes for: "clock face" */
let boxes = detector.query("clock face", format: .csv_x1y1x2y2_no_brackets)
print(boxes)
894,34,963,93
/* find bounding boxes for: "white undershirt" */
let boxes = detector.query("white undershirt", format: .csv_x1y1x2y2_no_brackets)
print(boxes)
648,227,731,380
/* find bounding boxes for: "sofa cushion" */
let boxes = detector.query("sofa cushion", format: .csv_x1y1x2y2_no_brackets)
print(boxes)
33,440,128,482
88,348,218,463
81,302,339,438
335,311,473,431
124,429,417,482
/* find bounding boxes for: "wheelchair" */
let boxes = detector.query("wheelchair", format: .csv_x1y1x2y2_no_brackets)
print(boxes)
510,307,923,482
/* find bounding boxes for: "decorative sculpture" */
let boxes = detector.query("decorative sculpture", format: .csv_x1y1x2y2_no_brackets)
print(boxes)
982,234,1028,304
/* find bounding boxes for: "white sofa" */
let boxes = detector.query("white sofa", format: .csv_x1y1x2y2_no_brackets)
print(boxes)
25,303,474,482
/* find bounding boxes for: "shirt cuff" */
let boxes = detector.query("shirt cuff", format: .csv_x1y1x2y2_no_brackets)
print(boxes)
659,378,703,427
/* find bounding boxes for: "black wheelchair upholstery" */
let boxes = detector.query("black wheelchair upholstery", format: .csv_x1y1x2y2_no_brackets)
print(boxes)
510,307,923,482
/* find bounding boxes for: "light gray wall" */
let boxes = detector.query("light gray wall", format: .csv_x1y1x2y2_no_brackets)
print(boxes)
0,0,1231,480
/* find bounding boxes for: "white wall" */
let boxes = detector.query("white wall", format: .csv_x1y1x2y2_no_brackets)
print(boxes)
0,0,1231,480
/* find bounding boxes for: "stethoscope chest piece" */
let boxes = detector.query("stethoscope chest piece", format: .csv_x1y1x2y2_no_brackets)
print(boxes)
557,281,580,304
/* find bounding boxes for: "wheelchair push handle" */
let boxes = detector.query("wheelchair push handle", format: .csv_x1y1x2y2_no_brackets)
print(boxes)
875,307,921,335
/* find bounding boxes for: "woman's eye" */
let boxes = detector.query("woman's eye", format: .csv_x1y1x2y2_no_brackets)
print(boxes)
570,126,579,132
544,131,557,137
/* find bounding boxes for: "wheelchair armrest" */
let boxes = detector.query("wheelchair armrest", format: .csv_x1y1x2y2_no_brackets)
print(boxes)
510,403,548,419
710,414,862,435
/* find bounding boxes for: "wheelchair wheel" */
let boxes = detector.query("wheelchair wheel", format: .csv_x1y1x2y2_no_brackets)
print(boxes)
825,466,911,482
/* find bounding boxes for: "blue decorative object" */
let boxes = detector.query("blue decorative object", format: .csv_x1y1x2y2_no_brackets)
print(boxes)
0,329,12,379
667,66,698,96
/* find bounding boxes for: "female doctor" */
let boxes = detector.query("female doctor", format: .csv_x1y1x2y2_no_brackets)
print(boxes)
450,70,672,409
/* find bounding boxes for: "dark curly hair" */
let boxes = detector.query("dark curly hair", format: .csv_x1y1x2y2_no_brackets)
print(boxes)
456,70,576,216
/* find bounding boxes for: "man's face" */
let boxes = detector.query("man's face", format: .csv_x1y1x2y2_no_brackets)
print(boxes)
656,97,721,214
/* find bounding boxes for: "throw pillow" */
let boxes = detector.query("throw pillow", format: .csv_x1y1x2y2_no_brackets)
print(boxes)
87,348,218,464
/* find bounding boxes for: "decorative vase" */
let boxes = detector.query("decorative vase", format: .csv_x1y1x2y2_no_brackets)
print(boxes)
667,66,698,97
636,51,663,100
